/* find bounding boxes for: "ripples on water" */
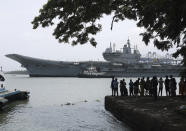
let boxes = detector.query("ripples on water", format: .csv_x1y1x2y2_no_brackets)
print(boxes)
0,75,132,131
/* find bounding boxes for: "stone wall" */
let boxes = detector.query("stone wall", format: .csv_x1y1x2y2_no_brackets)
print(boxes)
105,96,186,131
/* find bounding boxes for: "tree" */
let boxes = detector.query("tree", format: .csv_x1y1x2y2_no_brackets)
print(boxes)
32,0,186,74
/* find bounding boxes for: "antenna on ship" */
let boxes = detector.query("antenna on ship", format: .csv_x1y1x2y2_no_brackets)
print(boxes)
110,42,113,52
127,37,130,48
113,43,116,52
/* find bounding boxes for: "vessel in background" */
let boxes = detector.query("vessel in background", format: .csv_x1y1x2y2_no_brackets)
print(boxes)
6,40,184,77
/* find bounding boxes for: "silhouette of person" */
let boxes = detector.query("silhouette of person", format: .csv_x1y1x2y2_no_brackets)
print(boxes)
113,78,119,96
129,79,134,96
179,77,185,99
158,77,164,96
110,77,115,96
164,76,170,96
140,77,145,96
169,76,177,97
145,77,151,96
0,74,5,88
120,80,124,96
184,78,186,96
152,76,158,100
134,80,139,97
123,79,128,96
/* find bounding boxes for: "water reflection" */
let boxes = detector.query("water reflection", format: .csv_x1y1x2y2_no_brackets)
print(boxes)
0,100,29,125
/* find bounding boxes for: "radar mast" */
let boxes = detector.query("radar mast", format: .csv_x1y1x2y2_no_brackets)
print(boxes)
127,38,130,48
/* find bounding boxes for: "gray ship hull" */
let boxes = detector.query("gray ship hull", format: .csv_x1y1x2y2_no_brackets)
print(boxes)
6,54,184,77
6,54,83,77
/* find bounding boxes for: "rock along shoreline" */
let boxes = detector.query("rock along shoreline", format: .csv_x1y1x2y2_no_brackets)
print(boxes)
105,96,186,131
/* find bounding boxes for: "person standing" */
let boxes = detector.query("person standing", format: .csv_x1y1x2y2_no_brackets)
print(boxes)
123,79,128,96
179,77,185,98
164,76,170,96
140,77,145,96
120,80,124,96
172,78,177,96
129,79,134,96
184,78,186,96
113,78,119,96
110,77,115,96
158,77,164,96
169,76,177,97
134,80,139,97
152,76,158,100
149,78,154,96
145,77,151,96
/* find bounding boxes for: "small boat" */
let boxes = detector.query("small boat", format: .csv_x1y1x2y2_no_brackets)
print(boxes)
78,66,113,78
78,73,113,78
0,88,30,109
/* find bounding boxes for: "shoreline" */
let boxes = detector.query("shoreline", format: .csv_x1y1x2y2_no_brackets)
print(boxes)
105,96,186,131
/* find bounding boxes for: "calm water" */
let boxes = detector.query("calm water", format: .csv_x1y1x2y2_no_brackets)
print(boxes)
0,75,132,131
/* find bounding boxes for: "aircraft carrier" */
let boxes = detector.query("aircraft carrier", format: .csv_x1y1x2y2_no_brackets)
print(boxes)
6,40,184,77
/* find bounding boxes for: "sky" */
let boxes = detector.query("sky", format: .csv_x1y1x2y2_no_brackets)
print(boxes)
0,0,177,71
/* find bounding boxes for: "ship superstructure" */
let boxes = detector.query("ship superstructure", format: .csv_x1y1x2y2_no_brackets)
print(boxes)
103,39,180,65
103,39,141,64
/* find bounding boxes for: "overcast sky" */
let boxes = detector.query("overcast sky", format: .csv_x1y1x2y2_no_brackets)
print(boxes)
0,0,177,71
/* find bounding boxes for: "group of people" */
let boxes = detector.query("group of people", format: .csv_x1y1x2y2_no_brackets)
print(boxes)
111,78,128,96
110,75,186,100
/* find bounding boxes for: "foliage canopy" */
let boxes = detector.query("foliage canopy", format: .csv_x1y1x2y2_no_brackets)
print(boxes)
32,0,186,73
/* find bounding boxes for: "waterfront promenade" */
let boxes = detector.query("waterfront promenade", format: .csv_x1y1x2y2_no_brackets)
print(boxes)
105,96,186,131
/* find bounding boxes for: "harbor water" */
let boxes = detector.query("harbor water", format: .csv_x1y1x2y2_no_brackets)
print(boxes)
0,75,132,131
